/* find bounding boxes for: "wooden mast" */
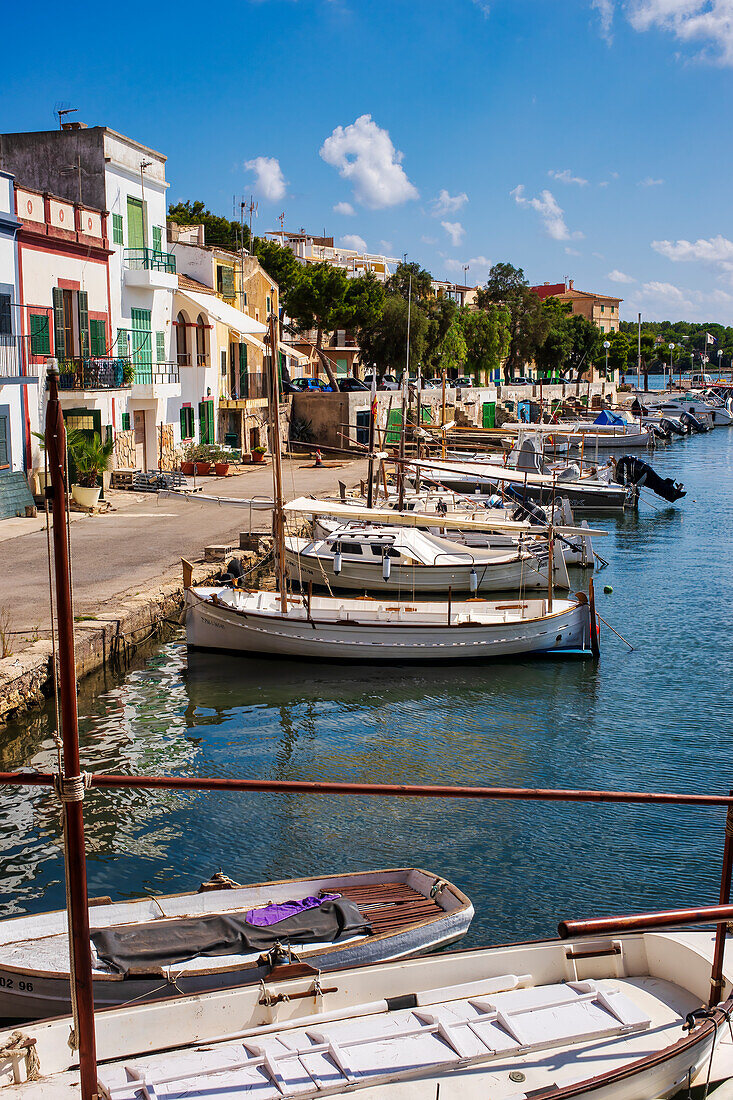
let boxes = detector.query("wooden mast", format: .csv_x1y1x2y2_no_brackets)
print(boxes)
268,311,288,612
45,366,98,1099
366,372,376,510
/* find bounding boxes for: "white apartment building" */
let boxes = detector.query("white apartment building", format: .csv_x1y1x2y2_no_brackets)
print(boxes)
266,230,400,283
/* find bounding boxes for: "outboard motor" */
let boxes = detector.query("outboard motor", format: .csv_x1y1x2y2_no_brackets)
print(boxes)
219,557,246,587
680,410,706,434
615,455,686,503
661,417,685,438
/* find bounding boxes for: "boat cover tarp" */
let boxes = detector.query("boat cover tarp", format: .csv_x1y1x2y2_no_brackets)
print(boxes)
594,410,626,426
91,897,371,977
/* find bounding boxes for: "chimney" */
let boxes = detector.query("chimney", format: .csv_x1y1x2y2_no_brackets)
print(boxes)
568,279,574,290
61,121,87,131
543,281,549,286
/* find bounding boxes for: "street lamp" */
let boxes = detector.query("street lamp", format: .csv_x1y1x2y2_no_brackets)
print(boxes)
718,348,723,378
668,343,675,390
603,340,610,378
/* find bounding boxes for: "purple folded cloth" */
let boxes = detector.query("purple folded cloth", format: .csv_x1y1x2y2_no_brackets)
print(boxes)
245,892,341,927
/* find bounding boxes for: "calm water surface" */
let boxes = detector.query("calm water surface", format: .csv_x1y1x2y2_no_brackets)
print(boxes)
1,425,732,946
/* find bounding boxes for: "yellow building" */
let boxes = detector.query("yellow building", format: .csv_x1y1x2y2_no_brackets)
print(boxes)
531,280,622,334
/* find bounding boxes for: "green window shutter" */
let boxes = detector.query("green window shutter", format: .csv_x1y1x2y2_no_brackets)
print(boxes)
131,308,152,381
207,399,215,443
116,328,129,358
89,319,106,357
112,213,124,245
336,357,348,376
121,412,130,431
126,197,145,249
156,331,165,363
0,415,8,467
0,295,10,335
266,295,271,314
152,225,162,252
30,313,51,355
386,408,402,447
238,342,248,398
52,287,65,358
180,408,187,439
219,267,235,298
198,401,207,443
77,291,89,357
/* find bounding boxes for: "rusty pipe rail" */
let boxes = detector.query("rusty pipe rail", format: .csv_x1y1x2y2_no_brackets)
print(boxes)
559,904,733,939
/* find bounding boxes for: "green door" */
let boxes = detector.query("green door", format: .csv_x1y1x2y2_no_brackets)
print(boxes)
238,343,248,398
420,405,433,424
198,399,215,444
385,408,402,447
127,197,145,249
63,408,102,483
131,308,152,383
482,401,496,429
336,357,348,377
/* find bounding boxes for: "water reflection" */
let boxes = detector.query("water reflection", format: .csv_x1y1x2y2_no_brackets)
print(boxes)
0,430,730,942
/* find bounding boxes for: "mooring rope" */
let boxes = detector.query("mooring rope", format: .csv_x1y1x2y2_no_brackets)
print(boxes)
0,1031,41,1081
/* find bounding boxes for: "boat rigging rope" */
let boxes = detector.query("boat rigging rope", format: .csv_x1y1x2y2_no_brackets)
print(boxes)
0,1031,41,1081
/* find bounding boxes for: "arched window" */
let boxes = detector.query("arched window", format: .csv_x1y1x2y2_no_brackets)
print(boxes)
196,314,207,366
176,312,189,366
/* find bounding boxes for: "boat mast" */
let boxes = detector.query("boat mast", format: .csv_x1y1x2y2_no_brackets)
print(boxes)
366,370,376,509
398,273,411,511
45,366,98,1099
268,311,288,612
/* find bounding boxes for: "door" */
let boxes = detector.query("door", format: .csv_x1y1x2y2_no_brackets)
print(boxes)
385,408,402,447
355,410,370,446
127,197,145,250
482,401,496,429
63,408,102,482
131,308,152,383
63,291,75,357
133,410,147,469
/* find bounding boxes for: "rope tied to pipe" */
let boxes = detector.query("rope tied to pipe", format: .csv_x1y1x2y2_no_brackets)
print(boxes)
52,773,92,804
0,1031,41,1082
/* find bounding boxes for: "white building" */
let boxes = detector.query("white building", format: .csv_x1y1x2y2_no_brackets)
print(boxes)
0,123,182,471
266,230,400,283
0,170,38,518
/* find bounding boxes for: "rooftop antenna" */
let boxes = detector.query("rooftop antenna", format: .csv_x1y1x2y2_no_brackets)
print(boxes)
57,106,77,129
278,212,285,231
244,195,258,251
140,160,153,242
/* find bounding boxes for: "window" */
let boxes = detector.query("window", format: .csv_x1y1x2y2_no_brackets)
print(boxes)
601,305,605,313
175,312,189,365
29,313,50,355
217,266,235,298
121,412,131,431
156,331,165,363
266,295,271,315
242,292,248,307
112,213,124,245
126,197,145,250
196,314,207,365
89,319,107,357
131,308,152,382
198,399,214,444
116,328,129,358
0,295,10,336
0,414,9,468
152,226,162,252
180,406,194,440
221,350,227,376
338,541,363,555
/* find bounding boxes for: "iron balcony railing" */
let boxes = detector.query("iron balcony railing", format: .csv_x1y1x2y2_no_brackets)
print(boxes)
57,357,133,391
132,362,180,386
124,248,176,274
0,333,37,379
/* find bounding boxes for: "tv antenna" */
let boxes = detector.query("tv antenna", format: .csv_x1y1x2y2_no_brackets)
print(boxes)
278,211,285,231
56,105,78,129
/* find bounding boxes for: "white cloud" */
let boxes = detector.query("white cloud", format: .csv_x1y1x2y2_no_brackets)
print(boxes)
340,234,367,252
471,0,491,14
441,220,465,246
565,247,581,256
445,254,491,274
421,235,438,245
431,189,469,215
638,280,696,308
600,0,733,65
548,169,589,186
511,184,584,242
244,156,287,203
608,269,636,283
652,234,733,270
380,240,393,253
638,176,664,186
320,114,419,209
333,201,355,216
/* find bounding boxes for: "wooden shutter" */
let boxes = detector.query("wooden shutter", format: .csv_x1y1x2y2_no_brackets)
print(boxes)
121,412,130,431
220,267,235,298
52,287,65,358
180,408,188,439
126,197,145,249
198,401,207,443
30,314,51,355
112,213,123,245
238,342,248,398
0,295,11,336
0,416,8,467
386,408,402,447
152,226,162,252
156,332,165,363
77,291,89,357
207,399,215,443
89,319,106,357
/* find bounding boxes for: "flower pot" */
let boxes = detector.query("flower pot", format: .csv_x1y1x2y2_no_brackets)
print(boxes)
181,461,195,475
214,462,230,477
35,469,50,495
194,461,212,476
72,484,101,509
252,451,265,463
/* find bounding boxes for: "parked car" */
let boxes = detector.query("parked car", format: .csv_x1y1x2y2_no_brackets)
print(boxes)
363,373,399,390
454,376,473,388
511,376,533,386
288,376,334,393
338,377,370,392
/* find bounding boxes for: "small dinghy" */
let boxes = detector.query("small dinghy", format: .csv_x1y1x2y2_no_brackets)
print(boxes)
3,926,730,1099
0,868,472,1020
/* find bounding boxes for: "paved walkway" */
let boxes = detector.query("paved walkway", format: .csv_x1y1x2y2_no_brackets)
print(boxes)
0,458,369,642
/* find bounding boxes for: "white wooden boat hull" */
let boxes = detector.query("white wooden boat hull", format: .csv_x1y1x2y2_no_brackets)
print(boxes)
0,868,472,1020
417,468,628,511
284,546,553,593
184,589,593,661
3,931,729,1099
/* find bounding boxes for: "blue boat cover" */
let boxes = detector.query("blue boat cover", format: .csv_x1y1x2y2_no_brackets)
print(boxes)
594,410,626,426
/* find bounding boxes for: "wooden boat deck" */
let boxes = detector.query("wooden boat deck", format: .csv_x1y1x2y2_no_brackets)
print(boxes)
339,882,444,935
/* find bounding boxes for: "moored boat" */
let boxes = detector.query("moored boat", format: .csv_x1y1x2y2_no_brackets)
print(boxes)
0,868,472,1020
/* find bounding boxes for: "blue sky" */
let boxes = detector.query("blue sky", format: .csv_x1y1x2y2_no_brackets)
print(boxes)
3,0,733,323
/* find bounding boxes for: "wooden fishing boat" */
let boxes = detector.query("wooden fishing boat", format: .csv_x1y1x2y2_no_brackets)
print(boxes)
0,868,472,1020
183,586,595,660
284,523,570,594
2,926,731,1098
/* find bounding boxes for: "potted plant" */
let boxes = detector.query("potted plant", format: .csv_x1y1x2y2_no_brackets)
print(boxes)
252,444,267,464
32,428,85,494
215,450,231,477
181,443,197,476
70,433,114,509
195,450,213,476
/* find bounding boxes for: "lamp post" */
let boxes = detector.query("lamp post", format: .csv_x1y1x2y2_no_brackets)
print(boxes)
718,348,723,379
603,340,610,379
668,343,675,391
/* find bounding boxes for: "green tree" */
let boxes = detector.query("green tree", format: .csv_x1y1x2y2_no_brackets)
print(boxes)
564,314,601,379
253,239,302,309
459,305,511,381
535,298,573,378
345,271,385,330
357,295,429,379
167,200,249,252
477,263,549,380
386,261,434,303
432,317,468,375
606,330,630,376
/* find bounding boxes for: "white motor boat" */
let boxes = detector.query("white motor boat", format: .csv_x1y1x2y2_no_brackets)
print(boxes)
284,523,570,594
183,587,596,661
3,928,731,1099
0,868,472,1021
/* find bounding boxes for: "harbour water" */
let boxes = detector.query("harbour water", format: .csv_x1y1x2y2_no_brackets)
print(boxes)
1,424,731,947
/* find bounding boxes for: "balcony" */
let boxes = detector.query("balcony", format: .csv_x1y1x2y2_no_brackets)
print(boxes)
56,357,132,391
0,335,41,384
123,248,177,291
131,361,180,397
